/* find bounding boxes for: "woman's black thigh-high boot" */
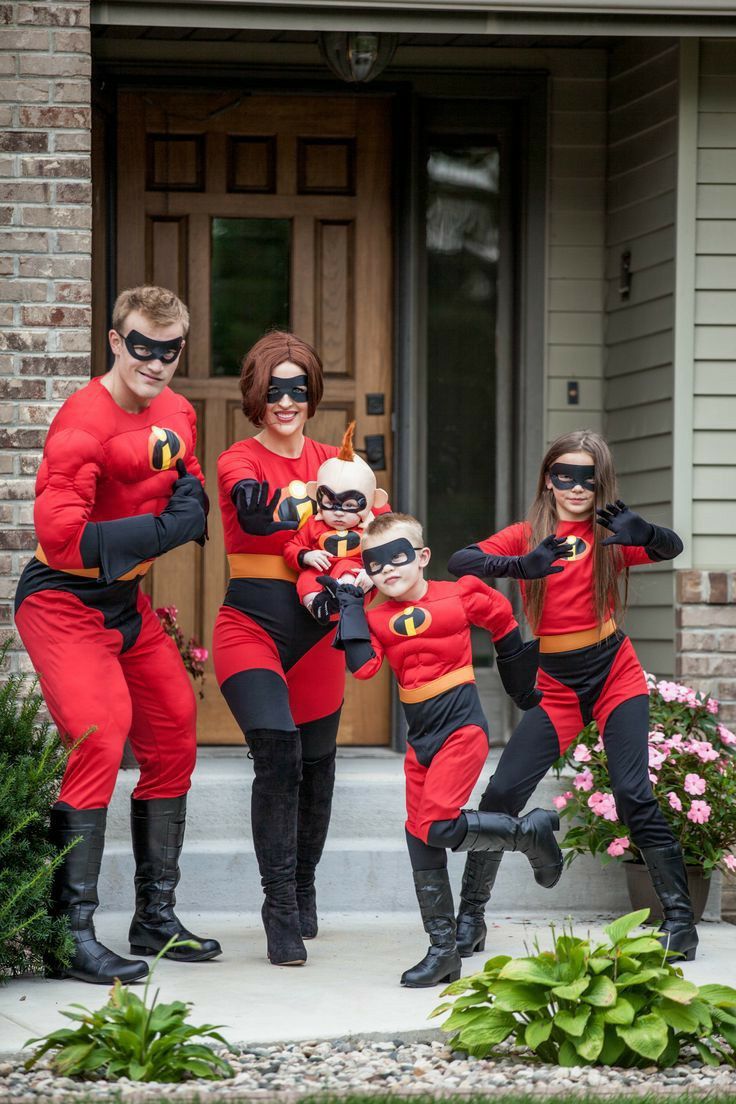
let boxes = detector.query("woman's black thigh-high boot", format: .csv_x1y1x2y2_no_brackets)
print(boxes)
128,796,222,961
295,712,339,939
247,729,307,965
48,806,148,984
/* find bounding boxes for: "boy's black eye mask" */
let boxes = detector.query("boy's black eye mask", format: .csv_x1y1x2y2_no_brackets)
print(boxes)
549,463,596,492
266,375,309,403
316,486,368,513
362,537,421,577
119,330,184,363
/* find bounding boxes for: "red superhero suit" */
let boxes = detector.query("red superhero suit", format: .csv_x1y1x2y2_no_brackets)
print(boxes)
283,515,364,609
348,576,518,843
478,519,653,752
14,376,205,810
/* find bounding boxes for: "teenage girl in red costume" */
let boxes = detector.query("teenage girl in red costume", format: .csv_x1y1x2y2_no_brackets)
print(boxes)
214,332,376,966
448,430,698,961
14,286,220,985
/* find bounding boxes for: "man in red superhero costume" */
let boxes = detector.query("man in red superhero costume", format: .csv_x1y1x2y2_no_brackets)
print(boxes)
324,512,563,988
14,286,221,984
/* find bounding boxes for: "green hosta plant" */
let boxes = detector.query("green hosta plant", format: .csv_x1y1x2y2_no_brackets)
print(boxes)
25,938,233,1083
432,909,736,1068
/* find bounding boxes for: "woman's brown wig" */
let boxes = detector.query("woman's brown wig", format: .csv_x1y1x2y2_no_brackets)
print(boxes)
240,330,324,427
524,430,626,634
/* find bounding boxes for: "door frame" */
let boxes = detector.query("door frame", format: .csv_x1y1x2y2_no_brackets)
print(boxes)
92,64,548,750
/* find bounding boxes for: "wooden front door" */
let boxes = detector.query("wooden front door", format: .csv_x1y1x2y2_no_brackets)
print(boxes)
115,90,393,745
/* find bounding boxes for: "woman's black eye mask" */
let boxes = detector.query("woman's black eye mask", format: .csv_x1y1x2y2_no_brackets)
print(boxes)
362,537,421,577
549,463,595,492
119,330,184,363
266,375,309,403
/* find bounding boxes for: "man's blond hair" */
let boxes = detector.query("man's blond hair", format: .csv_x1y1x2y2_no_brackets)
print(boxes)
363,511,425,548
112,286,190,335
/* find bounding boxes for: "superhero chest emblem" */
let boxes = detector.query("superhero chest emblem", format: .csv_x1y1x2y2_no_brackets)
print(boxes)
561,535,589,562
389,606,433,638
275,480,315,530
148,426,185,471
320,529,362,558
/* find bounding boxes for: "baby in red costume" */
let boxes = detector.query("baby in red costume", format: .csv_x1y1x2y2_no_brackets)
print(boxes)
326,512,563,989
283,421,388,622
14,285,220,986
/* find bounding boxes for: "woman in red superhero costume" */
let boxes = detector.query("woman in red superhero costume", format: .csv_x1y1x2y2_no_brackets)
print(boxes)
324,511,562,987
214,332,375,966
448,429,697,961
14,286,220,985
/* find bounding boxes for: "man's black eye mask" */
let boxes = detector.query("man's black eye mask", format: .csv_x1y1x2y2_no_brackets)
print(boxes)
121,329,184,363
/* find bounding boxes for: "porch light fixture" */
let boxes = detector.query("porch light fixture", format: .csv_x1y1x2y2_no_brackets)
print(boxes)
318,32,398,83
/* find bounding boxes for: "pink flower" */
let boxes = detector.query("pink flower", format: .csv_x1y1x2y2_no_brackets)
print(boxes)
707,697,719,715
648,746,667,770
553,791,573,811
648,772,658,784
667,733,684,747
657,680,679,702
594,736,604,752
724,855,736,874
155,604,178,620
607,837,630,857
684,773,706,796
573,744,592,763
718,724,736,747
691,740,719,763
574,768,594,792
190,647,209,664
588,791,618,821
668,791,682,812
687,800,711,824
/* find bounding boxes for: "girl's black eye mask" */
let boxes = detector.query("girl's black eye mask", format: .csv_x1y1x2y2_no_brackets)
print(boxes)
549,463,595,492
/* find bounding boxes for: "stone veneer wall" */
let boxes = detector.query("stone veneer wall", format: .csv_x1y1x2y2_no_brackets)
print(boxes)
676,569,736,728
0,0,92,671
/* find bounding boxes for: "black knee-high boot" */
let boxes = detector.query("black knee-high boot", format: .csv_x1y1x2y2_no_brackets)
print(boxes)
128,796,222,961
401,868,462,988
452,808,563,888
248,729,307,966
456,851,503,957
48,807,148,984
296,748,336,939
640,843,699,961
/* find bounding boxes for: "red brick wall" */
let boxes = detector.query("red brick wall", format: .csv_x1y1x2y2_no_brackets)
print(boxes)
676,570,736,727
0,0,91,670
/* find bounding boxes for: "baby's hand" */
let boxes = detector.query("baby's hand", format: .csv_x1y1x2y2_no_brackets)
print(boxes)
353,569,374,594
303,549,334,571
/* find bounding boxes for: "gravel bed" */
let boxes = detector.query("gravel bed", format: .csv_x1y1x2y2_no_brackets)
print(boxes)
2,1038,736,1102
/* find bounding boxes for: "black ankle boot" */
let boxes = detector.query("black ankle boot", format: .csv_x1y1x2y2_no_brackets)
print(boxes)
128,796,222,962
641,843,699,961
248,730,307,966
456,851,503,957
296,748,336,939
401,869,462,988
453,808,563,888
48,807,148,984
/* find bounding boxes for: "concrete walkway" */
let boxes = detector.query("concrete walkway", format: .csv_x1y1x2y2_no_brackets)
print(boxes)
1,911,733,1056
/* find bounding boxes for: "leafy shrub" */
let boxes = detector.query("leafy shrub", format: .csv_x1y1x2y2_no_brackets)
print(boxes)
25,938,233,1082
555,676,736,873
151,601,207,697
432,910,736,1068
0,639,74,981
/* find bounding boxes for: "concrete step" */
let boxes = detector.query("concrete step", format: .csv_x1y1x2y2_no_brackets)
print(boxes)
99,748,721,920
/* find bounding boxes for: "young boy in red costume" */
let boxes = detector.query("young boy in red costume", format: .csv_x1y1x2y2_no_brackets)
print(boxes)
14,285,221,985
283,422,388,623
323,512,563,988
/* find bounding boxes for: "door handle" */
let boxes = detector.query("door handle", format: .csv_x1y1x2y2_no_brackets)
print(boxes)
356,434,386,472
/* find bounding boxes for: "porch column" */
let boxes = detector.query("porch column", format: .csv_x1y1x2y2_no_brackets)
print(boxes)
0,0,92,672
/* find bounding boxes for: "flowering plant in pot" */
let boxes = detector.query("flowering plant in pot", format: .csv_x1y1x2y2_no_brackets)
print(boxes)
153,604,208,698
555,675,736,922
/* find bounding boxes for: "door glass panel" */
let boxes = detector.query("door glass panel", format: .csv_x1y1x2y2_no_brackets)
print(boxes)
425,146,500,583
211,218,291,376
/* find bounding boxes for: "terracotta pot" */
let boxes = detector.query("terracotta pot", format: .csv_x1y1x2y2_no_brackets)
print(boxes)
623,860,711,924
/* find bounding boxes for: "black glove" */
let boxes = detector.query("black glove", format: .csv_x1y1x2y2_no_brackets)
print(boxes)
595,500,654,547
175,460,209,546
155,471,207,555
232,479,298,536
310,587,339,626
317,575,375,672
518,535,575,578
494,630,542,711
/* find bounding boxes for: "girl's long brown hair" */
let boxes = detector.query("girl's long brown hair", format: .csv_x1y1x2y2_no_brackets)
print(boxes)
524,430,627,634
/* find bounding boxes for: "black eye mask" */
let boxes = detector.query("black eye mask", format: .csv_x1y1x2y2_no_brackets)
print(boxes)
266,375,309,403
549,463,596,492
120,329,184,364
362,537,421,577
316,486,368,514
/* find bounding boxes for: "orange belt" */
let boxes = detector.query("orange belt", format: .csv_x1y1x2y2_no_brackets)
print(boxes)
399,664,475,705
35,545,153,581
228,553,297,584
538,618,617,654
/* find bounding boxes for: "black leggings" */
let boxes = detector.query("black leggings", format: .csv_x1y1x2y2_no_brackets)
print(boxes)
480,695,674,849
